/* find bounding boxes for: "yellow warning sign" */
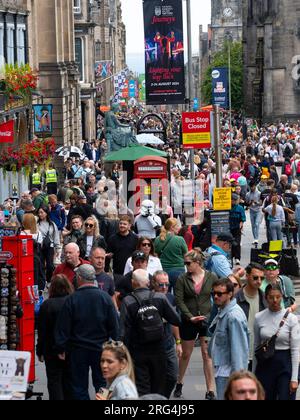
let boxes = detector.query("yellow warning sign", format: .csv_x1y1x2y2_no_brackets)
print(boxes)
213,188,232,211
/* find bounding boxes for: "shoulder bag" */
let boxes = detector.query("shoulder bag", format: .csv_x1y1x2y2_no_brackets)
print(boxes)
255,310,290,363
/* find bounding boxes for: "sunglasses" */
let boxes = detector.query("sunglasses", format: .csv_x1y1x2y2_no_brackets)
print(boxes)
265,266,278,271
211,291,229,298
85,223,94,228
142,243,151,247
232,283,240,288
103,340,124,349
252,276,265,281
184,261,193,266
158,283,170,288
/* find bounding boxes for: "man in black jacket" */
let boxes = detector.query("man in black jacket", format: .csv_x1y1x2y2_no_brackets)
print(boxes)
55,265,119,400
120,269,181,396
235,262,267,371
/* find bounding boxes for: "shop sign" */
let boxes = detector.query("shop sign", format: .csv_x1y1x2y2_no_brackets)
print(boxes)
182,111,211,149
0,120,14,143
0,251,13,263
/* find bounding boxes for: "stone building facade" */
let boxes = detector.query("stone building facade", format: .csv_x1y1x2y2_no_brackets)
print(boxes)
211,0,243,54
243,0,300,122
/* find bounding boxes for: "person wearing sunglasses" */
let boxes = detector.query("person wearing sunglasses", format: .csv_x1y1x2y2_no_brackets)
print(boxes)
261,259,297,313
174,249,218,400
77,216,107,260
208,278,249,400
151,271,182,399
123,237,163,276
235,263,268,371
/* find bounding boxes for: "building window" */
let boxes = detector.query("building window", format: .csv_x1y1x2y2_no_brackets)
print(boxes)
17,24,26,65
7,23,15,65
75,37,84,82
74,0,81,14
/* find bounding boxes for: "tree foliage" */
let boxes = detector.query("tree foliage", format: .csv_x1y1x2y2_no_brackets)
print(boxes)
201,41,243,110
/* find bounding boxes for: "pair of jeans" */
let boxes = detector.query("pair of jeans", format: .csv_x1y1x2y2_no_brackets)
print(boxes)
215,376,229,401
250,210,261,241
69,348,105,400
269,221,283,241
166,269,186,293
163,345,179,399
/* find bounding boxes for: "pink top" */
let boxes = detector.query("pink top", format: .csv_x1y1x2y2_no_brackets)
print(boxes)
194,278,204,295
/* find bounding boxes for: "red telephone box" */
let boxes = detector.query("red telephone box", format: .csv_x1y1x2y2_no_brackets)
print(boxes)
132,156,169,213
2,236,35,383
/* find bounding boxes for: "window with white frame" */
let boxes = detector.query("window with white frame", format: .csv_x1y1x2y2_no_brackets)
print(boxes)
74,0,81,14
17,24,26,65
7,23,15,65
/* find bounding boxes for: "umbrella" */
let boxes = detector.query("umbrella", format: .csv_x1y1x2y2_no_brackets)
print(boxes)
136,133,165,146
55,146,85,160
105,144,167,162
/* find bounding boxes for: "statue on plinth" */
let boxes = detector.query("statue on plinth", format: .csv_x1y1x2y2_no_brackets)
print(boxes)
104,104,138,152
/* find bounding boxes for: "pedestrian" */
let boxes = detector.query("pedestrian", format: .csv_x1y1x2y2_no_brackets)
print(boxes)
106,215,139,275
134,200,162,239
224,371,265,401
62,215,84,247
77,216,107,260
154,218,188,292
120,269,181,396
263,194,285,240
37,206,60,288
45,162,58,195
229,194,246,265
235,263,267,370
36,274,74,400
254,284,300,400
208,278,249,400
174,249,218,400
48,194,66,232
151,271,183,399
55,265,120,400
96,341,138,401
53,243,90,287
123,237,163,276
90,247,118,310
245,183,262,245
261,259,297,312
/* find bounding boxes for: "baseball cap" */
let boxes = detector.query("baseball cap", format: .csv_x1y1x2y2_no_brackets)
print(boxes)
264,259,279,270
216,233,235,244
132,251,148,262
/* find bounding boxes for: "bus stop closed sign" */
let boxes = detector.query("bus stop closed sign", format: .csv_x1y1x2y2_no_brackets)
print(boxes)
182,112,211,149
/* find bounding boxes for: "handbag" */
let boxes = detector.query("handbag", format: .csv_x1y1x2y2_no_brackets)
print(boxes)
255,310,290,363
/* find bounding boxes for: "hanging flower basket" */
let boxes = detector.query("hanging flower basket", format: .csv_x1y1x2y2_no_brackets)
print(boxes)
0,64,38,101
0,138,56,176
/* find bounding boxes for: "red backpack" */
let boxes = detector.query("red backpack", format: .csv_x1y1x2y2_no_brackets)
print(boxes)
296,160,300,175
285,164,292,176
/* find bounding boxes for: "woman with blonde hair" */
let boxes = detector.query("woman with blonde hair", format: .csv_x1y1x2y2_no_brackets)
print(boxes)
78,215,107,259
263,194,285,240
96,341,138,400
154,218,188,292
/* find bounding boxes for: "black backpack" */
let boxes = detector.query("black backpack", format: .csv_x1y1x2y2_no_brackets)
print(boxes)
132,291,164,344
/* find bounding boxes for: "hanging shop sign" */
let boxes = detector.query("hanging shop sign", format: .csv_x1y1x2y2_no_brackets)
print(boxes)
0,120,14,144
33,104,53,137
182,111,211,149
143,0,185,105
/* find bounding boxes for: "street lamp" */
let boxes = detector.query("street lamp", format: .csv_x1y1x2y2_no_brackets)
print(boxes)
226,32,233,142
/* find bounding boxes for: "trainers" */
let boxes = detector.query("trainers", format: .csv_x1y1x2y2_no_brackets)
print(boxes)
173,383,183,398
205,391,216,400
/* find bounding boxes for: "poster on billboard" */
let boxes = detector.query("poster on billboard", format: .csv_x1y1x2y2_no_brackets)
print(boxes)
139,74,146,102
212,67,229,109
129,80,136,98
33,104,53,136
143,0,185,105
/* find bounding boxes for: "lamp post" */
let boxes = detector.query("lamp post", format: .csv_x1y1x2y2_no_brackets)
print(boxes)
226,32,233,142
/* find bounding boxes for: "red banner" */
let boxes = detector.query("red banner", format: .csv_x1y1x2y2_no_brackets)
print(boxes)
0,120,14,143
182,112,211,149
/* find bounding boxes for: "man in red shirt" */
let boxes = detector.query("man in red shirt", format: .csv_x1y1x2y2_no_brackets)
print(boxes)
53,243,90,288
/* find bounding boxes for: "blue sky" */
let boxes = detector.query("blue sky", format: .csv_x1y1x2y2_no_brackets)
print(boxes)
121,0,211,73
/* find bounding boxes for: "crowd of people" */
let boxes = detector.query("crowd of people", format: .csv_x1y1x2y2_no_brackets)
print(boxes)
2,110,300,401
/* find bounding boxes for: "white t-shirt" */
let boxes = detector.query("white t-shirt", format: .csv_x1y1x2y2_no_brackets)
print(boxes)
244,290,259,360
86,236,94,258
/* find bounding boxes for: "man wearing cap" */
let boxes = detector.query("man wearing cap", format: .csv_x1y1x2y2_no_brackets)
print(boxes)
205,234,244,283
229,194,246,266
261,259,297,312
31,188,48,211
55,264,119,400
